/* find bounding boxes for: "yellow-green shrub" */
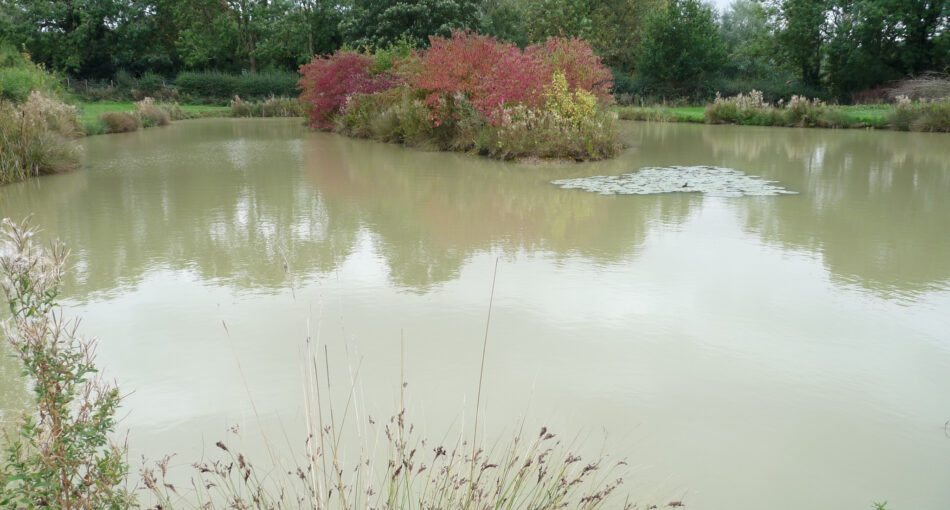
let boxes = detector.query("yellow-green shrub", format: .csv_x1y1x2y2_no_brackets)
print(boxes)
545,72,598,125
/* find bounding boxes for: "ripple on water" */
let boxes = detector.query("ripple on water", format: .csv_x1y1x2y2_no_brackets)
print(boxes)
552,166,798,197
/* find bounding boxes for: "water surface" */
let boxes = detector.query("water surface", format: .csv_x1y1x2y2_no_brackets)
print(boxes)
1,118,948,509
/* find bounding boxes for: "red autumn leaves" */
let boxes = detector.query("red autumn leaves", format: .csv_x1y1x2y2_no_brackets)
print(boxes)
299,31,612,130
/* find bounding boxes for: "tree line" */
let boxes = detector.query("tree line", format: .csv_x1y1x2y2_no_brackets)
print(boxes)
0,0,947,101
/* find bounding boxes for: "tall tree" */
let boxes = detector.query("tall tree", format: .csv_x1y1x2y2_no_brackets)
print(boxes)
521,0,656,70
720,0,780,79
637,0,726,97
340,0,481,49
772,0,828,87
0,0,127,77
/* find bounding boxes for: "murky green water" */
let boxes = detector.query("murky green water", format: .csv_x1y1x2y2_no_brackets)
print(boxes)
1,118,949,508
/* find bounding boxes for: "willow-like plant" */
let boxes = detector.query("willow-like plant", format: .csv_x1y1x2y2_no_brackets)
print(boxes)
0,219,133,509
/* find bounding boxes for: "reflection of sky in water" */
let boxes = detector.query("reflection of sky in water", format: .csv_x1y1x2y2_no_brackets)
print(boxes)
0,119,949,510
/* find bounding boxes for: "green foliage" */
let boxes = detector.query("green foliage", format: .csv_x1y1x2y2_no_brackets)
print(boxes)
373,38,415,74
636,0,726,99
174,70,297,102
0,45,62,102
520,0,656,70
0,220,133,509
340,0,482,48
720,0,780,80
772,0,826,87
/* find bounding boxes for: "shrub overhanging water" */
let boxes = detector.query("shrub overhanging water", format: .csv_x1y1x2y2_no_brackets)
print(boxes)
298,31,621,161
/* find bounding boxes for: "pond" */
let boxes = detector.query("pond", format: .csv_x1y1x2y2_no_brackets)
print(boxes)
1,118,949,509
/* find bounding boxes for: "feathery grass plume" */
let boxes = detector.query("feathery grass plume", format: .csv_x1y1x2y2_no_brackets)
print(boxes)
0,92,82,184
134,97,170,127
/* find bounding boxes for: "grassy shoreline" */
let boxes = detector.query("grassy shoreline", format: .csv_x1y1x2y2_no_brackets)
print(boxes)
614,102,943,131
78,98,302,136
78,101,231,125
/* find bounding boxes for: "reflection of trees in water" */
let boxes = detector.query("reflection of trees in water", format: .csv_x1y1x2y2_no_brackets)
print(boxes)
691,124,950,297
3,118,945,298
304,135,699,290
0,120,363,299
0,120,699,296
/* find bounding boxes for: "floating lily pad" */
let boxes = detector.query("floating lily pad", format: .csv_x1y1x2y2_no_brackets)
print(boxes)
552,166,797,197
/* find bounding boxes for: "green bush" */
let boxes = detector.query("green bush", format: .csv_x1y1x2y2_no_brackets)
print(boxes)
137,71,166,93
174,71,240,100
82,118,107,135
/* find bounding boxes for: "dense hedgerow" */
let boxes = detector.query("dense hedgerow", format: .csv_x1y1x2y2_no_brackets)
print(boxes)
175,70,298,103
299,31,621,161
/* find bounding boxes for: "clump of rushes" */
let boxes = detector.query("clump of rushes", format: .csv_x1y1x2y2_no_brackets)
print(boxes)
133,97,170,127
229,95,302,117
0,91,82,184
99,111,139,133
0,219,134,508
299,31,621,161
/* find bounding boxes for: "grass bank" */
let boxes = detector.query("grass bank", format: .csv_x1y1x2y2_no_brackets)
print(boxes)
616,93,947,132
79,96,302,136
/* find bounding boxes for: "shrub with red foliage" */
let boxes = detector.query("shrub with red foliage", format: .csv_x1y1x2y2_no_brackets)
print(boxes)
411,31,552,123
298,51,397,129
527,37,614,104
